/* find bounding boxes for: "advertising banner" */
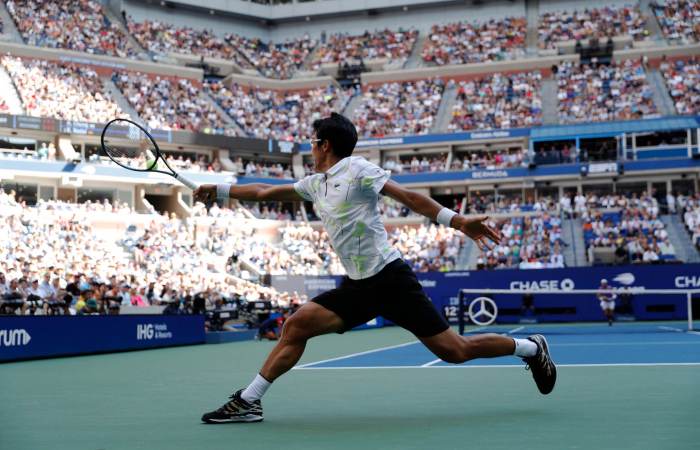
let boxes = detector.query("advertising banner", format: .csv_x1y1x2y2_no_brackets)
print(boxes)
276,264,700,324
0,315,205,362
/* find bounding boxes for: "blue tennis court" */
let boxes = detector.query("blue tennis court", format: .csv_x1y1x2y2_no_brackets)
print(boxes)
295,322,700,369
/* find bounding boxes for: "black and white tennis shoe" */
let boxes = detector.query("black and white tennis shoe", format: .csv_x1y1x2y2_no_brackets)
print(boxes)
201,389,263,423
523,334,557,395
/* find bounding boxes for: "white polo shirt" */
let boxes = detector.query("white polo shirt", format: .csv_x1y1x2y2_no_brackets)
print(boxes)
294,156,401,280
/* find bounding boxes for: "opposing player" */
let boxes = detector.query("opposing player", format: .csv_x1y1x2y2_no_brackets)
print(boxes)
597,278,617,326
194,113,556,423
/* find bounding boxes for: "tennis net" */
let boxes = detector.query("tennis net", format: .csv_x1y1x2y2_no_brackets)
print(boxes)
457,288,699,335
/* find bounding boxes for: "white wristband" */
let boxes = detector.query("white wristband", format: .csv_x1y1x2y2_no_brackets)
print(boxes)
436,207,457,227
216,183,232,200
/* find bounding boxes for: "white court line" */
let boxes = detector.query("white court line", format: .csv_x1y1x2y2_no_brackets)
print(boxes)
294,362,700,370
550,341,700,347
659,326,700,336
505,326,524,334
296,327,491,370
421,359,442,367
294,340,419,369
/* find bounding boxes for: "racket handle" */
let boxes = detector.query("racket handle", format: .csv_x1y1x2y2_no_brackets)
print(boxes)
176,174,198,190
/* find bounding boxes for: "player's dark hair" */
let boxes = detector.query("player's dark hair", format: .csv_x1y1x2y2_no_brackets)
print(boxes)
312,112,358,158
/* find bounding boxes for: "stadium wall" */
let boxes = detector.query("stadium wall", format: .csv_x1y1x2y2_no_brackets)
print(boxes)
0,315,206,362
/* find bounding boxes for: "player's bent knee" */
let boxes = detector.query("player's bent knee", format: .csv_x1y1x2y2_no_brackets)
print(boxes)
279,315,312,343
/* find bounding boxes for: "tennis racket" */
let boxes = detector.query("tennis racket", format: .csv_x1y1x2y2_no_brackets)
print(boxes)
100,118,198,190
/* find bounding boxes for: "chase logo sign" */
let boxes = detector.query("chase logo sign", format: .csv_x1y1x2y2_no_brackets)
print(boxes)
0,329,32,347
136,323,173,340
510,278,575,291
675,276,700,288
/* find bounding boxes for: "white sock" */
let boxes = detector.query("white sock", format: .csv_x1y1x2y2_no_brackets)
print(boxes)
512,338,538,357
241,374,271,403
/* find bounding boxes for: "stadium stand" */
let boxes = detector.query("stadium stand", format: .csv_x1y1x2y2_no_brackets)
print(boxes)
353,78,445,137
555,60,658,123
538,5,648,49
231,157,293,179
421,17,527,65
6,0,135,57
1,56,126,123
451,148,527,171
477,212,566,270
226,32,317,79
651,0,700,44
205,80,349,140
310,28,419,68
580,193,677,264
389,224,465,272
126,18,242,61
659,55,700,114
113,71,233,134
449,72,542,131
680,193,700,248
0,190,308,315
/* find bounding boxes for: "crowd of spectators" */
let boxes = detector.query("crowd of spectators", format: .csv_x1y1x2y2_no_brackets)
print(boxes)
114,71,233,134
353,79,445,137
468,194,557,215
162,153,223,173
449,72,542,131
538,5,648,49
680,193,700,249
652,0,700,44
534,143,578,165
206,81,348,141
660,56,699,115
378,196,418,218
243,202,299,221
1,56,126,123
421,17,526,66
127,18,241,61
383,154,447,174
226,33,317,79
575,192,676,264
555,60,658,123
127,19,317,79
248,224,344,275
231,157,293,179
311,29,418,67
389,224,465,272
0,191,305,316
6,0,135,57
450,149,527,171
477,213,566,270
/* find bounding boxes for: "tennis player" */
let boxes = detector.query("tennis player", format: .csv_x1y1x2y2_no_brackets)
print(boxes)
597,278,617,326
194,113,556,423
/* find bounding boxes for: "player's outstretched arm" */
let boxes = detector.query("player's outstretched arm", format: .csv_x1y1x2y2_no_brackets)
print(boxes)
194,183,303,204
381,180,501,250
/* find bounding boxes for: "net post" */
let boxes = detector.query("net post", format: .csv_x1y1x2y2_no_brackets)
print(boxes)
688,292,694,331
457,289,465,335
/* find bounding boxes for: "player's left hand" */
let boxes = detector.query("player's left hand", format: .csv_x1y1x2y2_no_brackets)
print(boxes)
452,215,502,251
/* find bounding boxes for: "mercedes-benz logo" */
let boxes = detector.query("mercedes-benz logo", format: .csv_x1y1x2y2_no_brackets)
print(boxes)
468,296,498,326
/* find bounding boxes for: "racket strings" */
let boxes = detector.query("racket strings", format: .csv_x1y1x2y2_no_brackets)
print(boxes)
102,121,160,171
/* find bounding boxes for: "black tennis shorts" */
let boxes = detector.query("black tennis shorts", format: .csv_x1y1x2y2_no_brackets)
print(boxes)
312,258,450,338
